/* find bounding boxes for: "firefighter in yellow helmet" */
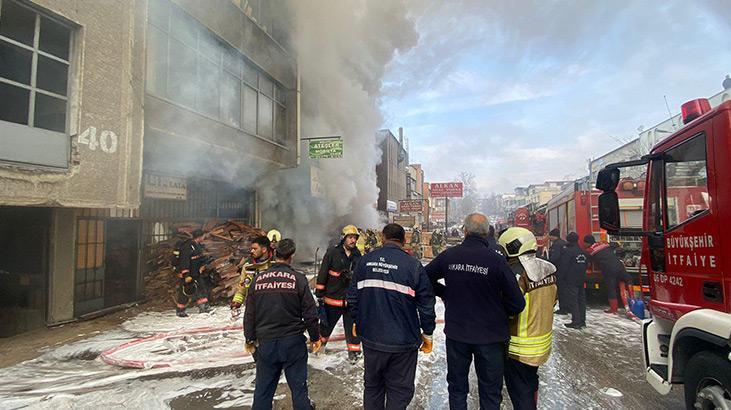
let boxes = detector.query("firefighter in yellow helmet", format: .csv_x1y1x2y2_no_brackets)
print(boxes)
267,229,281,253
498,227,557,410
315,224,363,362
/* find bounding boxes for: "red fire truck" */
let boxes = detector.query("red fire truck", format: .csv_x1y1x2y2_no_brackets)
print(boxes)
545,178,649,294
596,98,731,409
508,206,548,253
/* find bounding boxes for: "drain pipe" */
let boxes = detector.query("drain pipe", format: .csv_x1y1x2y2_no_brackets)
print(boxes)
296,68,302,166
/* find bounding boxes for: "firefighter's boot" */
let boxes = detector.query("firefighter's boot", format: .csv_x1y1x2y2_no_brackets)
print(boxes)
604,299,618,314
176,308,188,318
317,337,328,354
618,281,631,310
348,351,361,363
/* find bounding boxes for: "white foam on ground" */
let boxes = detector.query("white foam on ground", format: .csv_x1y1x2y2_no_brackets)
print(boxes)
601,387,624,397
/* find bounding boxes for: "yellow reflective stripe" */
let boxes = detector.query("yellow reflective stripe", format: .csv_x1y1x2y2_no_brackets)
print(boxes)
232,293,244,303
509,332,552,356
518,293,530,337
510,332,552,346
509,344,551,356
509,337,552,350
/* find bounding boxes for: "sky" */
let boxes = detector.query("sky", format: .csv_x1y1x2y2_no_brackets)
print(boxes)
380,0,731,194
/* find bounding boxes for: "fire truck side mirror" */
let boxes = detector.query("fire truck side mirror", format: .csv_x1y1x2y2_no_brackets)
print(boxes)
596,168,620,191
598,191,620,233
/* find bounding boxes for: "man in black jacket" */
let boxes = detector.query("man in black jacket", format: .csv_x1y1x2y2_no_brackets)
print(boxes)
560,232,589,329
547,228,569,315
426,213,525,410
315,224,362,361
347,223,436,410
244,238,321,410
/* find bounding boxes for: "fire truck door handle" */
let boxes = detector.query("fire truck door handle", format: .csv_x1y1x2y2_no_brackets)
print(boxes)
702,281,723,303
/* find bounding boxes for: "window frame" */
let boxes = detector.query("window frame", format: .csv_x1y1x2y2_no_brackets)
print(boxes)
146,0,288,147
646,159,664,232
0,0,72,133
662,132,710,231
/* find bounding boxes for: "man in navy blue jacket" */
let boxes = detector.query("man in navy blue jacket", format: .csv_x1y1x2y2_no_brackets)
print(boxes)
426,213,525,410
347,223,436,410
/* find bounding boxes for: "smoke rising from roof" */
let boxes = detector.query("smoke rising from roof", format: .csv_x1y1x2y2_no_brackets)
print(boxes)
258,0,419,258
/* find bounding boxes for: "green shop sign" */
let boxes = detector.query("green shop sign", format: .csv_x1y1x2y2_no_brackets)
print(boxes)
308,137,343,159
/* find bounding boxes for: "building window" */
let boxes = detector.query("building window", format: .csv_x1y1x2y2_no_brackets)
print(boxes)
0,0,71,133
75,218,105,303
146,0,287,145
664,133,709,228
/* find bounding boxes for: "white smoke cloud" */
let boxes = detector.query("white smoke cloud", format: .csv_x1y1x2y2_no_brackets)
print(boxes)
258,0,419,258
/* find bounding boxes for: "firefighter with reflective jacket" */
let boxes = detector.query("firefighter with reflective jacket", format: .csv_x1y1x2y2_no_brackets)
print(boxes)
498,227,558,410
230,235,274,315
583,235,635,318
429,230,445,257
364,228,381,253
174,229,211,317
316,224,363,361
410,226,422,260
356,227,367,255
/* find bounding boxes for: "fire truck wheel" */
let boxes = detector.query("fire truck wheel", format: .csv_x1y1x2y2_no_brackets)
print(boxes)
683,351,731,410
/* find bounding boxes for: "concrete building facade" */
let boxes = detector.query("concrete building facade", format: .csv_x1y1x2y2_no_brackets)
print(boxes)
0,0,298,337
526,181,572,209
408,163,424,199
376,128,408,217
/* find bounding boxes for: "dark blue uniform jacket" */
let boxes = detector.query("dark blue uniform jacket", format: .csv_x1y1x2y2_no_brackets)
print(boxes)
347,243,436,353
425,235,525,345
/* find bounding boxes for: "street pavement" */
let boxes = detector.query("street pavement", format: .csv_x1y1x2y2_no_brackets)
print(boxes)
0,303,684,409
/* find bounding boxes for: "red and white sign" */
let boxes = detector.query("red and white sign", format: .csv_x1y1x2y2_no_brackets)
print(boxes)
430,182,464,198
430,211,446,222
399,199,424,213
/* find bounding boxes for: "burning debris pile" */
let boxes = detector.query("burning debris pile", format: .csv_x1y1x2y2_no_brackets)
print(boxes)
144,220,265,307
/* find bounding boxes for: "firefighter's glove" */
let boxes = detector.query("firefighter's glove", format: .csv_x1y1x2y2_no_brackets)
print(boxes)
310,339,322,354
230,301,242,310
245,341,256,355
184,276,193,283
419,333,433,354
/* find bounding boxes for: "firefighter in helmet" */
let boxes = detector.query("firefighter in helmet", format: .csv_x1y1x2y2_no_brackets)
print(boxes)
365,228,382,253
267,229,281,253
498,227,558,409
174,229,211,317
429,229,445,257
410,225,422,260
315,224,363,362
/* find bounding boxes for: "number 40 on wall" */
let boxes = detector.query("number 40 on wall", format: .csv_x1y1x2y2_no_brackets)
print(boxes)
77,126,118,154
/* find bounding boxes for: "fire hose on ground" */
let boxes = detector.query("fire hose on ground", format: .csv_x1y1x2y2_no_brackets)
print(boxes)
101,319,446,369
